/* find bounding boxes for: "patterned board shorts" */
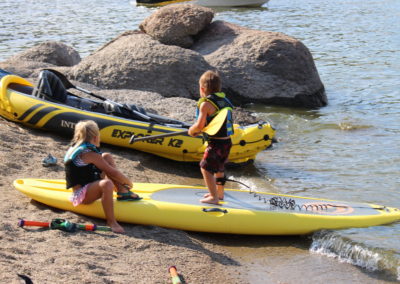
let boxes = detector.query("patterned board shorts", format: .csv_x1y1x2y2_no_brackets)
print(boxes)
200,138,232,174
70,184,89,207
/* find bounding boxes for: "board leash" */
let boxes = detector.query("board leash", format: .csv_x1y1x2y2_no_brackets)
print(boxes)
225,177,386,212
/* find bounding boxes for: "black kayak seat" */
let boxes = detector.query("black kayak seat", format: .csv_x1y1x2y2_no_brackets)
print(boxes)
65,96,91,110
103,101,152,121
32,70,67,103
64,95,105,114
29,69,187,125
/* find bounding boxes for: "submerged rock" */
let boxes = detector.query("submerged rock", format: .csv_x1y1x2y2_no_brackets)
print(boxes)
0,41,80,79
5,41,80,67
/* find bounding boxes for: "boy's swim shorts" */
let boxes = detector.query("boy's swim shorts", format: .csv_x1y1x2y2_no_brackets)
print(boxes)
200,138,232,174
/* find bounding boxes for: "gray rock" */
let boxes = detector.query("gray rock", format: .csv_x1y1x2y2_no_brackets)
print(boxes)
0,61,54,79
0,11,326,109
139,4,214,48
81,86,257,125
106,89,198,123
68,31,213,99
192,21,327,108
5,41,81,67
72,65,262,124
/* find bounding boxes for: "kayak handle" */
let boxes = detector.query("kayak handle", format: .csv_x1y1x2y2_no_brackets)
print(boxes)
202,208,228,214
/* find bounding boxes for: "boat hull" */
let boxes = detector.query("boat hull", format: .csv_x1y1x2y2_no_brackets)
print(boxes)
14,178,400,235
135,0,269,7
197,0,268,7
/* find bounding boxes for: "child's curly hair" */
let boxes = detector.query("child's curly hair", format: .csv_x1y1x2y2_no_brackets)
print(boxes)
199,70,221,95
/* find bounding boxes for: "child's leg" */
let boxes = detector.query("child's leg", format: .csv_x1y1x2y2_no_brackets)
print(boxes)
215,172,225,200
200,168,219,205
100,153,118,185
203,172,225,200
82,179,125,233
101,153,139,199
102,152,116,167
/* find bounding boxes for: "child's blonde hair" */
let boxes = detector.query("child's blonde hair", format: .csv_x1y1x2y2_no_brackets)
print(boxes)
199,70,221,95
71,120,99,146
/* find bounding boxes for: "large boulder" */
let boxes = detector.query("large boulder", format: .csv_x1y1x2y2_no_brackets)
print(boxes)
139,4,214,48
69,31,213,99
192,21,327,108
5,41,81,67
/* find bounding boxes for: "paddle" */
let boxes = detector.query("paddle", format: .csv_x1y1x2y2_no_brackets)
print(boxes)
129,108,228,143
43,69,152,121
18,218,111,232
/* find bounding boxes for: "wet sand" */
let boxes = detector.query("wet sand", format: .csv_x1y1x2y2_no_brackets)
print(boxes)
213,234,396,284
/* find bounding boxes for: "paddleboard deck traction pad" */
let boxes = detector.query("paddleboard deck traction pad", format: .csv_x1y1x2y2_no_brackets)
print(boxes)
225,177,387,213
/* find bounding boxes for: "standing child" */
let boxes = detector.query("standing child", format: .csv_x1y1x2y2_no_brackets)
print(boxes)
64,120,141,233
188,70,234,205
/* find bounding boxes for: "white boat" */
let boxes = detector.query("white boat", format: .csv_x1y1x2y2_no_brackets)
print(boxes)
136,0,269,8
196,0,269,7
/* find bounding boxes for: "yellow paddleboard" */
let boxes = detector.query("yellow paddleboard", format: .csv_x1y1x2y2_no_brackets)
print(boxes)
14,178,400,235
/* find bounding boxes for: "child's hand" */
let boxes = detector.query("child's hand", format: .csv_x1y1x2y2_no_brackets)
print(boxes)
188,126,200,137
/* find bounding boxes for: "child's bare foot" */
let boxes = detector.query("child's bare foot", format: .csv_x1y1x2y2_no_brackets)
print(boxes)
108,222,125,234
203,193,224,200
200,196,220,205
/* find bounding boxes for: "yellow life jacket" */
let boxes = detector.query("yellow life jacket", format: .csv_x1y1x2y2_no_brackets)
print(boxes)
196,92,234,137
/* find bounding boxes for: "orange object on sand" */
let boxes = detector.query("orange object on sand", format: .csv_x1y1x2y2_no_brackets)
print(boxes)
168,266,181,284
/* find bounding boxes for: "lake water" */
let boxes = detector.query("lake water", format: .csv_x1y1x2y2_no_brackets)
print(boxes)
1,0,399,282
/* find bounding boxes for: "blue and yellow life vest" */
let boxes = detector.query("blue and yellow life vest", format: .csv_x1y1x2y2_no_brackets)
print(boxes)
196,92,234,137
64,142,102,189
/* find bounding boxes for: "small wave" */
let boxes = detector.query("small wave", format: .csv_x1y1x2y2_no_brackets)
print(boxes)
298,122,373,133
226,175,280,193
310,230,400,281
337,122,372,131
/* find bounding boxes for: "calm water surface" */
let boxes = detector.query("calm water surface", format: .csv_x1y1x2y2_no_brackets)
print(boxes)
1,0,399,281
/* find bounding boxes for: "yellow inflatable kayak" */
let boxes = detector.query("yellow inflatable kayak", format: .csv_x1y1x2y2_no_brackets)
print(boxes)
14,178,400,235
0,69,275,164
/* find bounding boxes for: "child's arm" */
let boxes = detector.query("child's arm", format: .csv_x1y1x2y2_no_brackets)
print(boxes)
188,102,214,137
83,152,132,187
188,111,207,137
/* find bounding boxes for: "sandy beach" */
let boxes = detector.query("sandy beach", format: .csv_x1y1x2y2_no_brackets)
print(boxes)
1,107,395,284
1,0,400,282
0,117,245,283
